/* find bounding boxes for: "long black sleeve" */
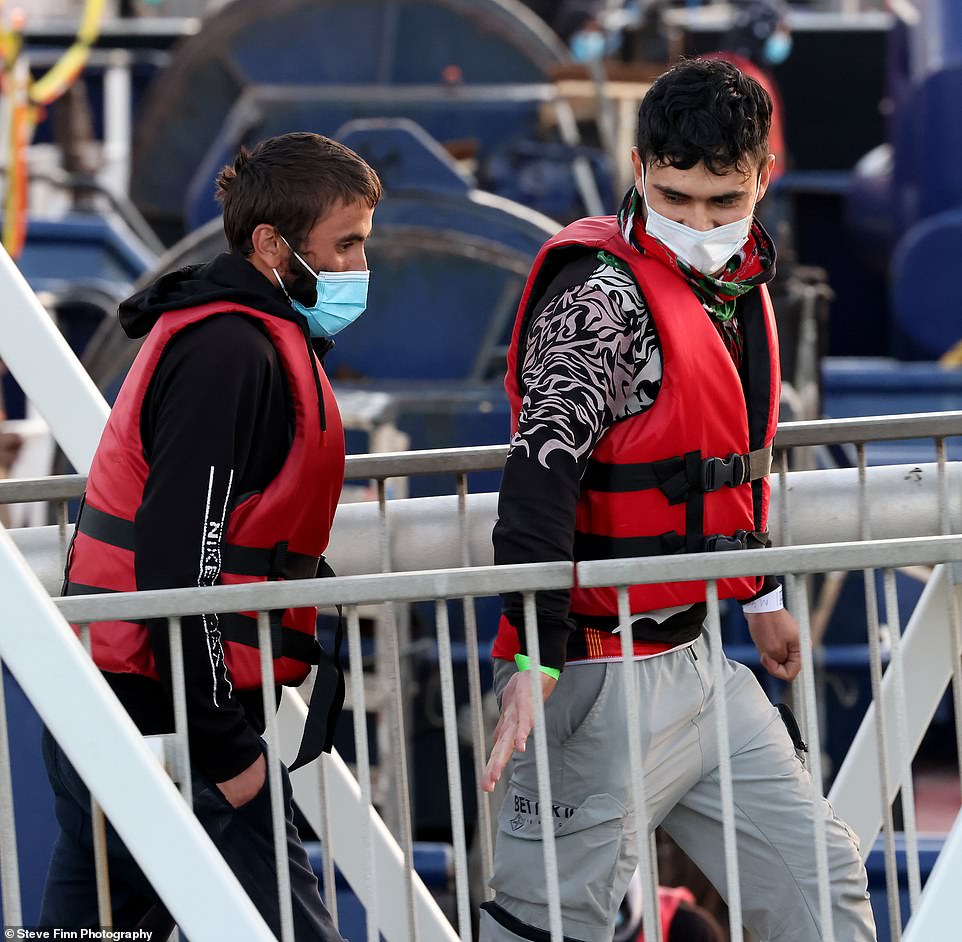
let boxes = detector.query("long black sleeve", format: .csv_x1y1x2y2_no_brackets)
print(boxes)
132,314,292,782
493,253,662,669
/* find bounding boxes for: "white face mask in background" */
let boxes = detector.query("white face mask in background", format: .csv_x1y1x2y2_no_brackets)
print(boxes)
640,167,760,275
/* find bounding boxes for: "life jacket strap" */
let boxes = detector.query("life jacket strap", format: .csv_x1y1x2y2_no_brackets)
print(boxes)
218,613,321,664
76,503,321,580
289,557,344,771
581,444,773,499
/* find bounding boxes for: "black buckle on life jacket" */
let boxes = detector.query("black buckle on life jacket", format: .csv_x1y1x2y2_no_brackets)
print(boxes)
702,529,769,552
701,453,747,493
703,529,749,552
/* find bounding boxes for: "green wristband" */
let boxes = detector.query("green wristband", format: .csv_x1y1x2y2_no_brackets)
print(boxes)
514,653,561,680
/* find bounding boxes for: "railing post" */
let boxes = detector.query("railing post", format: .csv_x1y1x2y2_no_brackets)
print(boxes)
705,580,743,942
0,659,23,926
0,528,276,941
257,611,295,942
347,604,379,942
0,247,109,473
521,590,564,942
434,598,472,942
617,586,661,942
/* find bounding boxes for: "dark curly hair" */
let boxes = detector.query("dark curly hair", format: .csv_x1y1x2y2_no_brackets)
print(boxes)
215,132,382,256
636,59,772,176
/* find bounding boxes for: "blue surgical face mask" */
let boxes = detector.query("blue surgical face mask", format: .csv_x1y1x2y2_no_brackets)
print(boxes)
763,30,792,66
273,235,369,338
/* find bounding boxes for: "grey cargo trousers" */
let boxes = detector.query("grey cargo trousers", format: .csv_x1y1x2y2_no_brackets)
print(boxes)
480,630,876,942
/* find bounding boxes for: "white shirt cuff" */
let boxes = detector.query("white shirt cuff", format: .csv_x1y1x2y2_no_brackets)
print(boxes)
741,583,784,614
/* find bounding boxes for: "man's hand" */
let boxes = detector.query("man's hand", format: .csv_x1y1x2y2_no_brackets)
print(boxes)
217,753,266,808
0,430,22,470
481,669,557,794
747,608,802,681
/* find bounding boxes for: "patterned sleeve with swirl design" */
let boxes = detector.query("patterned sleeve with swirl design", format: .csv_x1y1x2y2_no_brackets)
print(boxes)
493,252,662,669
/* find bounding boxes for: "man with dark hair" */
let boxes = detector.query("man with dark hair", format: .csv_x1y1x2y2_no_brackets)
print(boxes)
480,60,875,941
41,131,380,939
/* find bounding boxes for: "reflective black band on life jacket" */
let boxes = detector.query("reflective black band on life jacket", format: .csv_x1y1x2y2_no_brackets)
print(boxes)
62,583,115,596
219,541,321,581
581,444,773,498
75,503,321,580
573,528,769,561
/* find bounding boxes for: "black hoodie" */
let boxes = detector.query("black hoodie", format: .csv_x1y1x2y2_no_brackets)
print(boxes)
107,252,331,782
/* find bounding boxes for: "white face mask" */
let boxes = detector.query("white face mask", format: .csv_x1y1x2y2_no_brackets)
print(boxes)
640,167,760,275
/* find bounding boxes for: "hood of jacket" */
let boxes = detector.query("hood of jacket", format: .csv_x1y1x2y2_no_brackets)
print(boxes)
120,251,307,339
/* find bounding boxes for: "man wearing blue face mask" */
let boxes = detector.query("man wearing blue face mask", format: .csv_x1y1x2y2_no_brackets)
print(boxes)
43,132,380,939
481,60,876,941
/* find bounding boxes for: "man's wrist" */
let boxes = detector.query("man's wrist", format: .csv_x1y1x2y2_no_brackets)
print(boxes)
742,583,784,614
514,653,561,680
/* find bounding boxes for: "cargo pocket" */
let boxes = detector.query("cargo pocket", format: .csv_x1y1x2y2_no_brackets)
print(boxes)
491,782,628,930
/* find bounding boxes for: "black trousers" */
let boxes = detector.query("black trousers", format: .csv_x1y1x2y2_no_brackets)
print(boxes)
38,729,344,941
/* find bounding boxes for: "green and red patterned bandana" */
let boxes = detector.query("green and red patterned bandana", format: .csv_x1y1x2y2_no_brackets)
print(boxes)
617,186,776,324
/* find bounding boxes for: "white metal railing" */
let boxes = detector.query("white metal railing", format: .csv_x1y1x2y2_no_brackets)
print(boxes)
2,413,962,938
6,459,961,598
829,564,957,850
0,436,962,931
2,541,960,931
12,531,959,942
0,524,275,940
0,246,109,474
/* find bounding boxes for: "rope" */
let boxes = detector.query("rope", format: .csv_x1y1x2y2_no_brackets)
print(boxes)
1,0,107,256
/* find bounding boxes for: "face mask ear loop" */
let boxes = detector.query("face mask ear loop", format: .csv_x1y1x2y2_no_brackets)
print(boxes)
272,267,293,301
278,232,319,280
752,173,763,216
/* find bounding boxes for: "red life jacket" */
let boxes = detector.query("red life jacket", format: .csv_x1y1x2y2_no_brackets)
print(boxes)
64,302,345,691
496,216,779,658
639,886,697,942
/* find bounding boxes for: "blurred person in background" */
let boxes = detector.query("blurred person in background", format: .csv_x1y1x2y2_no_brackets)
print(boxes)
614,872,724,942
518,0,620,61
706,0,792,183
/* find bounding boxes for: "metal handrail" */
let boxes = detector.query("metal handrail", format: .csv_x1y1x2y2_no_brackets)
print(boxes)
0,474,92,503
3,411,962,505
774,411,962,447
54,536,962,625
56,561,574,623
